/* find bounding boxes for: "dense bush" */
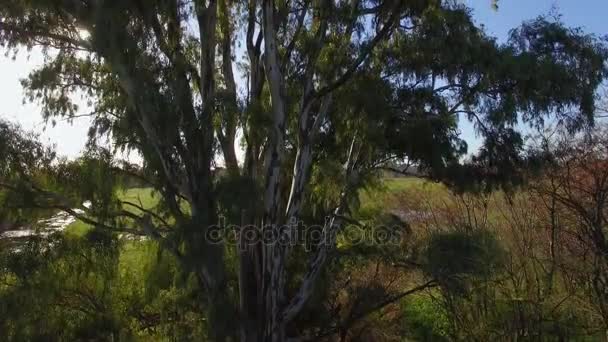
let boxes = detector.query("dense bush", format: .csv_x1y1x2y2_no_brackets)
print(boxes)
0,231,206,341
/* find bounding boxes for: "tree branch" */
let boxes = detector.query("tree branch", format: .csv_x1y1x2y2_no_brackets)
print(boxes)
312,1,402,99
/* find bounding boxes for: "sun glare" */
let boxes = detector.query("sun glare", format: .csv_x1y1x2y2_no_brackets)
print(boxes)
77,28,90,40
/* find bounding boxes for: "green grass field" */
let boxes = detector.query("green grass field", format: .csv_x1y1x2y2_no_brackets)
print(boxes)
65,177,449,242
63,187,166,293
67,178,440,237
64,178,456,239
64,187,160,237
118,187,160,212
358,177,448,215
63,177,435,240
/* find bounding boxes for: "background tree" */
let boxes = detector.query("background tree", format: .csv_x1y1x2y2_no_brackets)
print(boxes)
0,0,607,340
532,127,608,333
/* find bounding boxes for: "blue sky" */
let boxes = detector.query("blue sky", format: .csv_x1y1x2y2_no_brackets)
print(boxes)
0,0,605,158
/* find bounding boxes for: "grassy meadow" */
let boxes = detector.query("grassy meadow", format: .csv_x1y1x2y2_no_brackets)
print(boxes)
65,187,161,237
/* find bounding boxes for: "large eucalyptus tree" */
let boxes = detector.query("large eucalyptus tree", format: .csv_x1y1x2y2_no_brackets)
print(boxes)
0,0,606,340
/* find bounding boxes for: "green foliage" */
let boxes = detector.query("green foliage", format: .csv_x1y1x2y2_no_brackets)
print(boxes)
215,173,261,224
0,120,56,224
0,232,206,341
0,232,121,341
401,294,450,342
424,229,505,294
